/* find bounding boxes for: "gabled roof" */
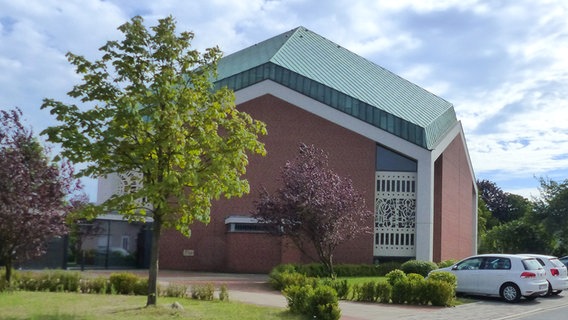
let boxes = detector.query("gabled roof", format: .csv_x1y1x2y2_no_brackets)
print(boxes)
215,26,457,150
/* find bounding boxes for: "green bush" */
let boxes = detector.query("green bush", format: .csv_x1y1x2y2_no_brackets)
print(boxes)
190,283,215,300
437,259,457,268
375,261,403,276
282,284,314,314
161,283,187,298
385,269,406,286
219,284,229,301
427,279,455,306
271,271,317,291
12,270,81,293
391,277,410,304
427,271,457,290
269,263,394,279
359,281,378,302
109,272,141,295
375,281,392,303
309,285,341,320
406,273,428,305
79,277,110,294
321,278,349,300
400,260,439,277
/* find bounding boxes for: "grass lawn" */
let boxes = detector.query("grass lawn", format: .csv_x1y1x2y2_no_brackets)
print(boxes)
0,291,305,320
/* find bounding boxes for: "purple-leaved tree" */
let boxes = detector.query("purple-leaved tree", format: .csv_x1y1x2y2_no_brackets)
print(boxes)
254,143,373,277
0,108,80,283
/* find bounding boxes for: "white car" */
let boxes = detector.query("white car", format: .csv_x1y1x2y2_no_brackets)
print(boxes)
519,254,568,296
430,254,548,303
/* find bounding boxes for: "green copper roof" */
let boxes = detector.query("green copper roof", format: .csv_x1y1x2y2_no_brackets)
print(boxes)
216,26,457,150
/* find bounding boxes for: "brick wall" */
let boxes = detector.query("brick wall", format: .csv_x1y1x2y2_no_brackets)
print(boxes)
433,134,475,262
159,94,376,272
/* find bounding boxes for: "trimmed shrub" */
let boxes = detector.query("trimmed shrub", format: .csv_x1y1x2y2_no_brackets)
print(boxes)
359,281,378,302
350,283,361,301
427,271,457,290
427,279,455,306
321,278,349,300
271,271,317,291
400,260,439,277
283,284,314,314
109,272,141,295
219,284,229,301
375,281,392,303
385,269,406,286
309,285,341,320
437,259,457,268
375,261,403,276
12,270,81,293
269,263,392,279
161,283,187,298
79,277,110,294
391,277,410,304
190,283,215,300
406,273,428,305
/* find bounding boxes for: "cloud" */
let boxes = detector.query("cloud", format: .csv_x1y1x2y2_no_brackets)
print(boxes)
1,0,568,200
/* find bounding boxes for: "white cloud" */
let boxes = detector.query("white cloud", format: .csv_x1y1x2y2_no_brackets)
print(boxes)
2,0,568,201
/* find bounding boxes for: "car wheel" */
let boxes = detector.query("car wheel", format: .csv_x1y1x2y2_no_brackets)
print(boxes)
500,283,521,303
542,281,553,297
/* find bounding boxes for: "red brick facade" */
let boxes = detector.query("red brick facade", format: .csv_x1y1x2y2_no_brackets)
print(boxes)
433,134,476,262
159,94,376,272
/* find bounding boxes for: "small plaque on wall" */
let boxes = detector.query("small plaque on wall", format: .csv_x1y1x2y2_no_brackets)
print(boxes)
182,249,194,257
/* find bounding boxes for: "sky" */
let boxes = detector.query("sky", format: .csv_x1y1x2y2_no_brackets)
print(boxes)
1,0,567,202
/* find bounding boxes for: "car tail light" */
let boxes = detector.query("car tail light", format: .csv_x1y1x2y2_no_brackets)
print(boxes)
520,271,537,278
551,268,560,276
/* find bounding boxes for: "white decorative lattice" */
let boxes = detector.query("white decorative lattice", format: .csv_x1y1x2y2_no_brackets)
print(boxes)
374,172,417,257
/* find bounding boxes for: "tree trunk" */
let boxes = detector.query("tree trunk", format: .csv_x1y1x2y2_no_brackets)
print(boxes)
146,216,162,307
4,258,12,283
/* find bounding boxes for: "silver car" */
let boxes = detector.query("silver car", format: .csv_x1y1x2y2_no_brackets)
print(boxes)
431,254,548,303
520,254,568,296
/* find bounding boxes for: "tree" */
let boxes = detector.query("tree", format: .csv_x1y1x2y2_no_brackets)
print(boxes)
477,179,529,225
534,177,568,255
254,144,372,277
478,219,551,254
0,108,79,283
41,16,266,306
477,179,510,223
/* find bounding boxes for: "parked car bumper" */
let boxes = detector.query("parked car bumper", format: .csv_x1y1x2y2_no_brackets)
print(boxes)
521,281,549,297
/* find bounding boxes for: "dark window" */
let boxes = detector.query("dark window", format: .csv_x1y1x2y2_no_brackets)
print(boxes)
376,145,417,172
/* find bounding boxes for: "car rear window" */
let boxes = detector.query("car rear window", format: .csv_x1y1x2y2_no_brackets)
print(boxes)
522,258,543,270
549,258,565,268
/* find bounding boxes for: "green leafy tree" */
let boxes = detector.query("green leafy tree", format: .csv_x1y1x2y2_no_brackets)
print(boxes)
41,16,266,306
478,219,550,254
534,177,568,255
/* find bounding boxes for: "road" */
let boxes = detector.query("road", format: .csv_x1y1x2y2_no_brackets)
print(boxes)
401,293,568,320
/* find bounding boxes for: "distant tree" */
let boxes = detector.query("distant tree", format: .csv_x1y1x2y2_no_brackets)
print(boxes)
477,179,510,222
41,16,266,306
479,219,551,254
477,195,493,240
254,144,373,277
477,179,530,224
533,177,568,255
0,108,79,283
